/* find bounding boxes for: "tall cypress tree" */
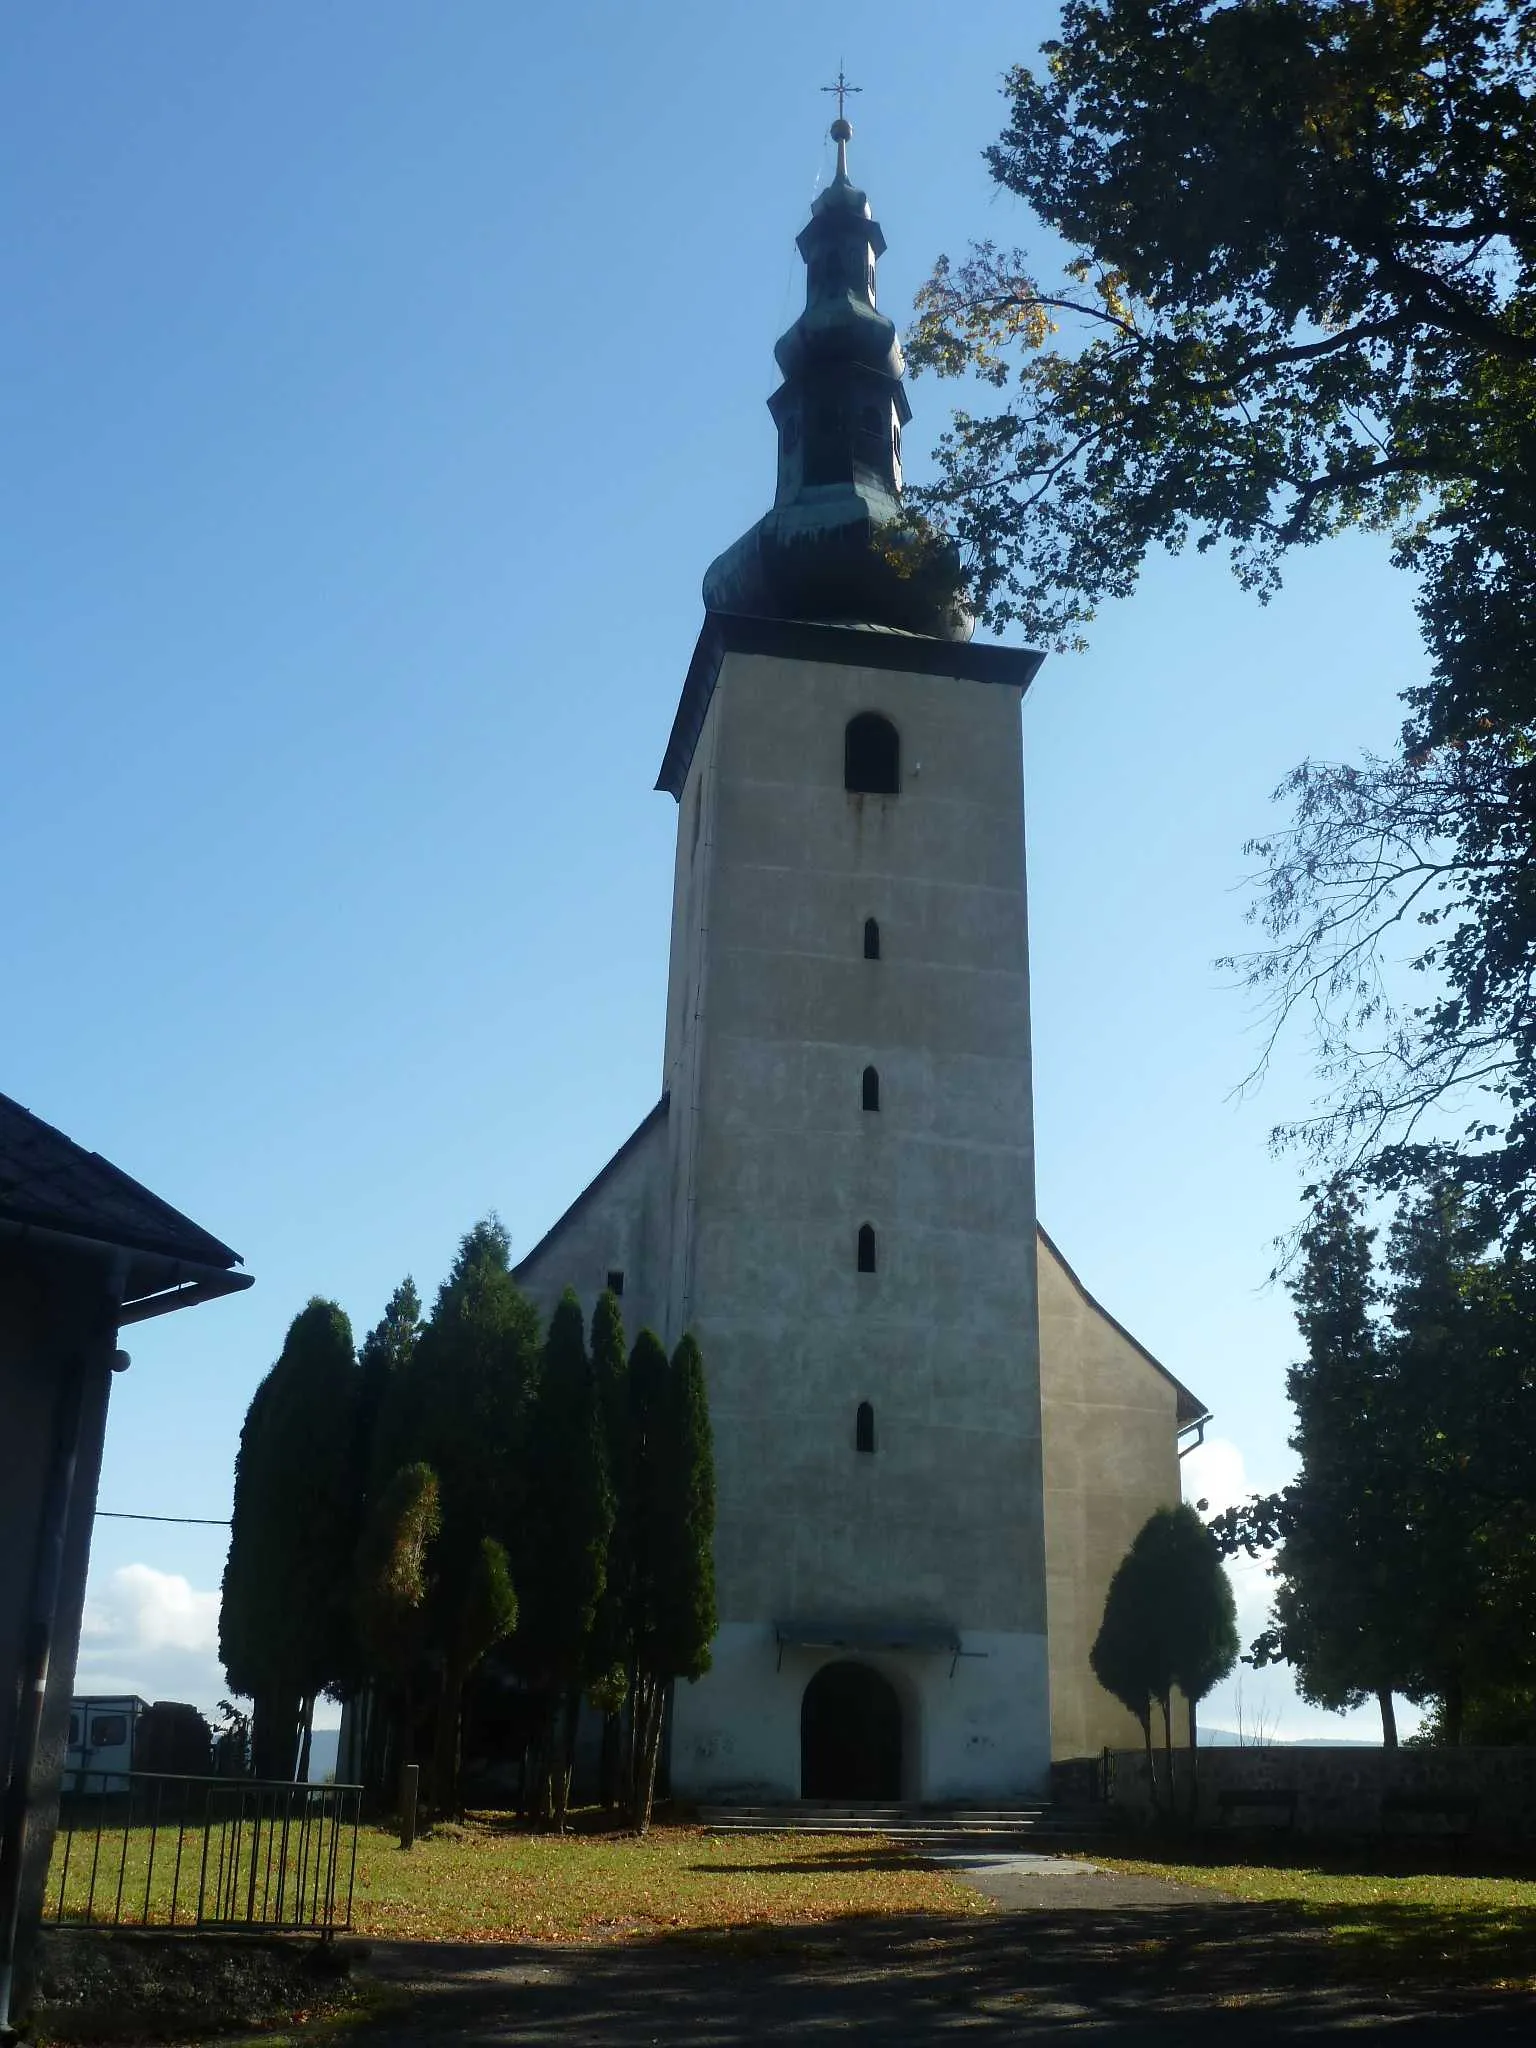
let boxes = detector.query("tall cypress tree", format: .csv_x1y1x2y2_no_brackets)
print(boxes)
652,1333,717,1683
354,1460,441,1791
358,1276,421,1493
519,1290,614,1826
618,1328,718,1833
617,1329,669,1829
587,1289,631,1808
374,1218,541,1812
220,1299,362,1777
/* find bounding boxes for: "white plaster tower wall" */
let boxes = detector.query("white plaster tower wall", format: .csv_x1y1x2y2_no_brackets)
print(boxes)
663,638,1051,1801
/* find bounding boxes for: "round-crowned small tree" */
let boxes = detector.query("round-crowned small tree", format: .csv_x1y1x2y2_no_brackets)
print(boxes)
1091,1505,1237,1814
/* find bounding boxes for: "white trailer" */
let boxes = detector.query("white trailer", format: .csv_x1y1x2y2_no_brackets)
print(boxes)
63,1695,147,1793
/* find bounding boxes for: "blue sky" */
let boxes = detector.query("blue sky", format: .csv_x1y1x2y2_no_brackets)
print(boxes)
7,3,1422,1739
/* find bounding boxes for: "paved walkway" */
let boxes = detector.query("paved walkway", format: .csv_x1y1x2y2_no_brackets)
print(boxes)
350,1852,1536,2043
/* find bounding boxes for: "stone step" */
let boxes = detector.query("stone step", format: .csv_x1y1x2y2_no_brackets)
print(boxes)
704,1803,1037,1829
696,1801,1114,1841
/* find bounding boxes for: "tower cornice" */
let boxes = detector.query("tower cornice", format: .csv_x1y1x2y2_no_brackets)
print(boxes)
656,612,1043,800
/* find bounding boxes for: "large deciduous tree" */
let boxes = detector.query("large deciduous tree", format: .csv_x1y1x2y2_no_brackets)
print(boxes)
220,1299,362,1777
907,0,1536,1226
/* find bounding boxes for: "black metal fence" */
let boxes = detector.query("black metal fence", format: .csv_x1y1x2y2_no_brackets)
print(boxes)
51,1773,361,1935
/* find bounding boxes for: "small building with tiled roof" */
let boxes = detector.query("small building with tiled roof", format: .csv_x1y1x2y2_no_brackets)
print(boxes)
0,1092,249,2027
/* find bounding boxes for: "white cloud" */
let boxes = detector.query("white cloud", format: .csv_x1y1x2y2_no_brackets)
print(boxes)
72,1564,343,1733
74,1564,225,1714
1179,1432,1253,1518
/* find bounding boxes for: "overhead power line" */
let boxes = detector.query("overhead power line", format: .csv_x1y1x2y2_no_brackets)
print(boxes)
95,1511,232,1526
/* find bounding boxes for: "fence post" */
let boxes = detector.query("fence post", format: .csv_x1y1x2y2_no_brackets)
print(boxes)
399,1765,419,1851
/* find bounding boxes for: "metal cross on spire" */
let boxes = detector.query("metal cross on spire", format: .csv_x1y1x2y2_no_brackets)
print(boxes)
821,67,862,123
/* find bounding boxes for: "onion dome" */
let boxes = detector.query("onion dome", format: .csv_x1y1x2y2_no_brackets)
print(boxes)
703,117,972,642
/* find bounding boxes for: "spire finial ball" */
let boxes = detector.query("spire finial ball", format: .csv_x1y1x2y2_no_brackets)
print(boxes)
830,116,853,143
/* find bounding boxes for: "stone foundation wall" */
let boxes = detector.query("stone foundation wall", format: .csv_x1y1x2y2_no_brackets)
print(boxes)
1105,1745,1536,1844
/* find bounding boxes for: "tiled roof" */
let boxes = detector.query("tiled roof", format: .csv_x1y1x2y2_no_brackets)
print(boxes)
0,1092,240,1270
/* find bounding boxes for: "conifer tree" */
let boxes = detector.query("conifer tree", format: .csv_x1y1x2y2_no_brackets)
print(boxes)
354,1461,440,1793
652,1334,717,1685
1158,1504,1238,1810
587,1288,631,1807
617,1329,670,1829
374,1218,541,1811
358,1277,421,1492
618,1329,718,1833
519,1290,615,1826
1255,1193,1417,1744
1379,1184,1536,1741
220,1298,362,1777
1091,1527,1164,1803
430,1533,518,1814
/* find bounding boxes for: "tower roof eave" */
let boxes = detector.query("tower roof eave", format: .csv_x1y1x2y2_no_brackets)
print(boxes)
656,612,1043,801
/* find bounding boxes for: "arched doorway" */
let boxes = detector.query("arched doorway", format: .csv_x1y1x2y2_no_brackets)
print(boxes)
800,1661,902,1800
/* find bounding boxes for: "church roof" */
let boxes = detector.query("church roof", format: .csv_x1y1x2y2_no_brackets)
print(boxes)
1037,1223,1209,1429
700,115,973,641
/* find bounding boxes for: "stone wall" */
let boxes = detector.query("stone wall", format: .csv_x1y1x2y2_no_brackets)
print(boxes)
1106,1744,1536,1844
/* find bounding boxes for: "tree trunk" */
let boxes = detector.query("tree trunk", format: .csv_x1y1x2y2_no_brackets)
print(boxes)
1188,1695,1199,1822
432,1666,466,1817
393,1678,416,1809
599,1710,620,1811
1442,1674,1465,1746
554,1687,581,1833
1377,1688,1399,1749
1141,1707,1158,1814
296,1694,315,1782
621,1659,641,1825
1161,1693,1175,1819
636,1680,667,1836
251,1692,301,1781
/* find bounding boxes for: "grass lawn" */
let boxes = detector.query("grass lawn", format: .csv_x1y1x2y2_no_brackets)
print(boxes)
1096,1841,1536,1989
349,1815,983,1942
48,1810,981,1946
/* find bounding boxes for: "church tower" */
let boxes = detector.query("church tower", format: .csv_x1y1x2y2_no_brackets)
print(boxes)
655,116,1050,1801
514,112,1205,1799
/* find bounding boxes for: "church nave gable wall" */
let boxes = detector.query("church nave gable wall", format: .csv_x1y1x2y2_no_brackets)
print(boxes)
1036,1227,1204,1759
512,1097,671,1346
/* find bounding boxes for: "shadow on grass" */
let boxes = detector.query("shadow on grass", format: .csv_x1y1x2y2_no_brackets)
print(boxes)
1093,1827,1536,1884
356,1901,1536,2044
457,1803,696,1841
